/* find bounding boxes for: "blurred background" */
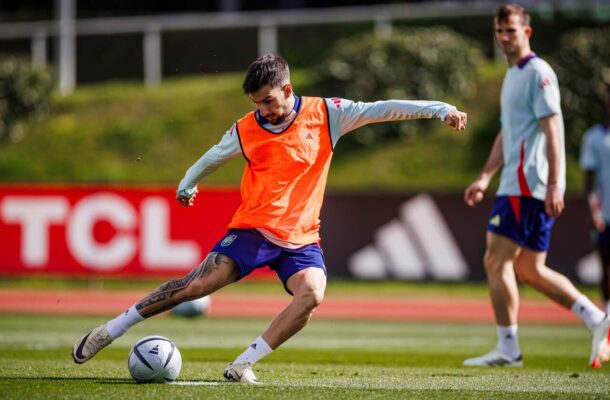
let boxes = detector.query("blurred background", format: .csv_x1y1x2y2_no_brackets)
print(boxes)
1,0,609,294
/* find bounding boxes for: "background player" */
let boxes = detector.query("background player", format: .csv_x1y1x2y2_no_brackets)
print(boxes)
581,82,610,314
462,4,610,368
72,53,467,383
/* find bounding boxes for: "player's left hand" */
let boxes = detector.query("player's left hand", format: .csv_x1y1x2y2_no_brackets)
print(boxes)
544,184,564,217
444,110,468,131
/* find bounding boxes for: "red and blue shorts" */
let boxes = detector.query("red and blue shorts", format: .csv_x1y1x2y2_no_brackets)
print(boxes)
211,228,327,294
487,195,555,252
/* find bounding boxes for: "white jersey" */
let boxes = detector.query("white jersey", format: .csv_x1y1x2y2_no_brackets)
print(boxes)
580,124,610,221
497,54,566,201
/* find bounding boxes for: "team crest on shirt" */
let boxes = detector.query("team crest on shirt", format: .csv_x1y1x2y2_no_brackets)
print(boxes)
221,234,237,247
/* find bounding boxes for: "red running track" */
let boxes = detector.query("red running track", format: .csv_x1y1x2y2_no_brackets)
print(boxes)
0,288,581,324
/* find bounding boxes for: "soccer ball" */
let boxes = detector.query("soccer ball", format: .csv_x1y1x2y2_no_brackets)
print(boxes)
170,296,211,318
128,336,182,383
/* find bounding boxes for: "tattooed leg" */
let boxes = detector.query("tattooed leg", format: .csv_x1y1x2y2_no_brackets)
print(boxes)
135,252,239,318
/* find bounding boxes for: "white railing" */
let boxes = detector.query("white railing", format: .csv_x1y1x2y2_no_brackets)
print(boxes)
0,0,607,94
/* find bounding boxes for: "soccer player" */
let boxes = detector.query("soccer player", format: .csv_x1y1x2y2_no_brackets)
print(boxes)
72,54,468,383
462,3,610,368
581,82,610,314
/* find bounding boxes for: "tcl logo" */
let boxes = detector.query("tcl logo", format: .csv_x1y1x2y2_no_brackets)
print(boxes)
1,193,201,272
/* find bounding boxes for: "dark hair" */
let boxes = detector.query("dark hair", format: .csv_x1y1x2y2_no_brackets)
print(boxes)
495,3,531,26
242,54,290,94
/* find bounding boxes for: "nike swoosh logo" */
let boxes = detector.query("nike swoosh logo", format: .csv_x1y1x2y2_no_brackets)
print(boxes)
73,332,90,362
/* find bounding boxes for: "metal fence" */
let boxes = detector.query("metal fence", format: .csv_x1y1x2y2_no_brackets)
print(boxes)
0,0,608,95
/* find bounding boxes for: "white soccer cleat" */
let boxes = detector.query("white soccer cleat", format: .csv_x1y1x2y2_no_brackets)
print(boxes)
223,362,261,384
463,348,523,367
72,324,114,364
590,314,610,369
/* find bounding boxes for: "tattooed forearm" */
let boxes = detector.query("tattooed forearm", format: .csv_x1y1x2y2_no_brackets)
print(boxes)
135,252,235,317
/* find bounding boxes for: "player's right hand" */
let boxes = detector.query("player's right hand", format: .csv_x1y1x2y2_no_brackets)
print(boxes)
464,179,486,207
176,188,198,207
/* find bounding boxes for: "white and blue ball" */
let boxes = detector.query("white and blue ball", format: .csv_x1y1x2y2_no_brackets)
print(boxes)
128,336,181,383
171,296,211,318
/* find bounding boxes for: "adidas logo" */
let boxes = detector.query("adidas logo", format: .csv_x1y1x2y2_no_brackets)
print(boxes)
148,345,159,355
348,194,468,280
305,133,313,140
489,214,500,226
250,343,257,350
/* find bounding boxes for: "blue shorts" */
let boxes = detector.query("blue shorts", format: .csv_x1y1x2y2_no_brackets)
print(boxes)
487,196,555,252
211,228,327,295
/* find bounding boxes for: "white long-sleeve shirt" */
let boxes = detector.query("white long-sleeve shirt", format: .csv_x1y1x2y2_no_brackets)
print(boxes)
178,96,456,195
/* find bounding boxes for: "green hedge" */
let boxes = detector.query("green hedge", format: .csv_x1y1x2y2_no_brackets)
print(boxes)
313,27,483,147
0,58,53,142
552,26,610,158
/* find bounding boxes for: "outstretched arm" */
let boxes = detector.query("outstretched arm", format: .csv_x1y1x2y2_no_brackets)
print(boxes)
326,98,466,146
464,131,503,207
176,126,242,206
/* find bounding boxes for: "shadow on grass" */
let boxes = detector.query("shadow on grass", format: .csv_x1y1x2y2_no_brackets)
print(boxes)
0,376,134,384
0,376,223,386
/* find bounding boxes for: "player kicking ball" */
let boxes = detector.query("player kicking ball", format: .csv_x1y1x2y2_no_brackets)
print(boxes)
72,53,467,383
463,4,610,368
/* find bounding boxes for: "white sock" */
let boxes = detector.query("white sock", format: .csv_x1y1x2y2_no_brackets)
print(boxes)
234,336,273,365
106,305,144,339
497,324,520,359
571,295,605,331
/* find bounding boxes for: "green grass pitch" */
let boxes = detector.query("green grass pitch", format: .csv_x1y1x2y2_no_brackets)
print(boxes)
0,314,608,399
